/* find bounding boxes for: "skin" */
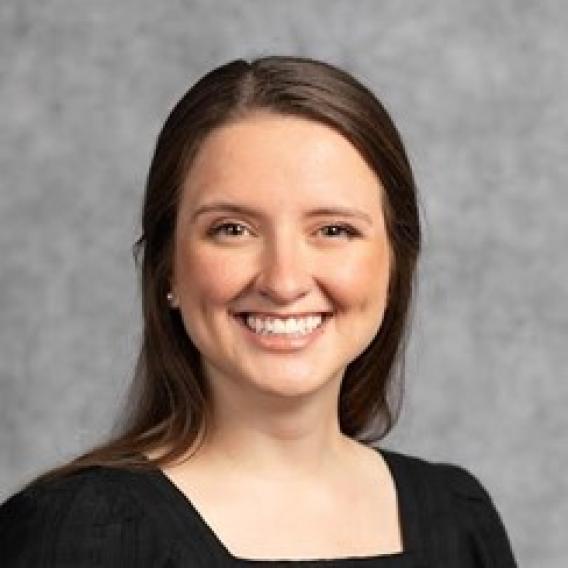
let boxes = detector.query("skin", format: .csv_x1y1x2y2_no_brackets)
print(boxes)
169,111,393,488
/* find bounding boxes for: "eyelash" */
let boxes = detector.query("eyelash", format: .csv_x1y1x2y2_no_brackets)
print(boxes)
207,222,361,240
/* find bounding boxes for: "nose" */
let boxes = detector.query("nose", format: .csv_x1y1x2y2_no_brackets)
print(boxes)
254,229,312,304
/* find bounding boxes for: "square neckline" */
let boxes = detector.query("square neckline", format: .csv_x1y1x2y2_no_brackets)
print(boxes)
143,446,419,565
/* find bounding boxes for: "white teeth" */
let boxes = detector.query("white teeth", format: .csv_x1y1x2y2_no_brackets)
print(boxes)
243,314,325,336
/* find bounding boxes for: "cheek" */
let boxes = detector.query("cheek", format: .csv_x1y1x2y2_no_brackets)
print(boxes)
174,246,245,351
175,245,245,304
175,237,391,313
327,245,390,311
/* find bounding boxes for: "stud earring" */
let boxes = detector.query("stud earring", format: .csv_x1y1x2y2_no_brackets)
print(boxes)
166,291,177,307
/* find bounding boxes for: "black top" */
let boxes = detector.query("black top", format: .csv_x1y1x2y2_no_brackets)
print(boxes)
0,447,517,567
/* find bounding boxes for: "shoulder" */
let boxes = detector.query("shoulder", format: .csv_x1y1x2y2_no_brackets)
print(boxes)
0,465,173,567
378,447,518,566
0,465,145,525
379,446,499,501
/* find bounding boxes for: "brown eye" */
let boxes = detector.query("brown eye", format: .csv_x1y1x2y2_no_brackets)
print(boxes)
319,224,360,239
207,222,361,240
208,222,251,238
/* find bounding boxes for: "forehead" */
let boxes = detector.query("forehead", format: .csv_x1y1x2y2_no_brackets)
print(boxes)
180,113,383,212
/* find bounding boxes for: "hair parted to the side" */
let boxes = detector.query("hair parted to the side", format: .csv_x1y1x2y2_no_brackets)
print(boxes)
22,55,422,490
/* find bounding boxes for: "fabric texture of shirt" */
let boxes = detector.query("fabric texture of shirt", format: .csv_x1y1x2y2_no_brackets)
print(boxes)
0,447,518,567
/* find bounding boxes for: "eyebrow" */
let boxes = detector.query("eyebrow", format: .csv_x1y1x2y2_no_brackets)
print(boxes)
191,201,373,225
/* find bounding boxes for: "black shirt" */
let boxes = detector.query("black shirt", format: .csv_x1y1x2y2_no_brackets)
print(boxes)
0,447,517,567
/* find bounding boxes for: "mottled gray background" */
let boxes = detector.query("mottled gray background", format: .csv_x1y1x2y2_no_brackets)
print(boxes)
1,0,566,565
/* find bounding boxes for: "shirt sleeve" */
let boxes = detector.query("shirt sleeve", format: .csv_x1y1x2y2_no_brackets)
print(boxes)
0,469,174,567
438,462,518,567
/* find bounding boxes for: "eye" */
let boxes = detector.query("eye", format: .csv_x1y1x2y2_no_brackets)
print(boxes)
318,224,361,239
207,222,361,240
207,222,252,238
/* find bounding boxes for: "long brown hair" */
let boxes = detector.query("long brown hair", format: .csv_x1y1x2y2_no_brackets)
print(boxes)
22,55,422,490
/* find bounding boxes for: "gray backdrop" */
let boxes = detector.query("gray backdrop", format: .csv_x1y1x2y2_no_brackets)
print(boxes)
1,1,566,566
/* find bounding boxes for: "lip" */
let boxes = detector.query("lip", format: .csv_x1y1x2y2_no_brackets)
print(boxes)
231,311,332,352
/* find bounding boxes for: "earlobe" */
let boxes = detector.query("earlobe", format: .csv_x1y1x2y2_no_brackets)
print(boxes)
166,291,179,308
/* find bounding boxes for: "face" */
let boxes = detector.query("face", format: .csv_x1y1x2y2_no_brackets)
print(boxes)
171,113,392,405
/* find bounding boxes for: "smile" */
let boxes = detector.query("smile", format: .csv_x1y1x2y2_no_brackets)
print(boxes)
231,312,333,351
239,313,327,336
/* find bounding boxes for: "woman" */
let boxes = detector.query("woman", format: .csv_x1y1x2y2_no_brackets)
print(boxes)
0,55,517,566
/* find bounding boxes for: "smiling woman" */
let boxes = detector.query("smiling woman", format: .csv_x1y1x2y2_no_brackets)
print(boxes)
0,56,517,567
168,113,393,407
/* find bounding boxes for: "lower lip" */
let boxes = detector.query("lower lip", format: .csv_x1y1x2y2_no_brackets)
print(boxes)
232,314,331,352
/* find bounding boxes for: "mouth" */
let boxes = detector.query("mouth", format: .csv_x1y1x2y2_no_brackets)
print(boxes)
231,311,334,326
230,311,334,347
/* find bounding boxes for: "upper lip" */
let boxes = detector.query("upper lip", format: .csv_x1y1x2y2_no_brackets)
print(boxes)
233,311,333,318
